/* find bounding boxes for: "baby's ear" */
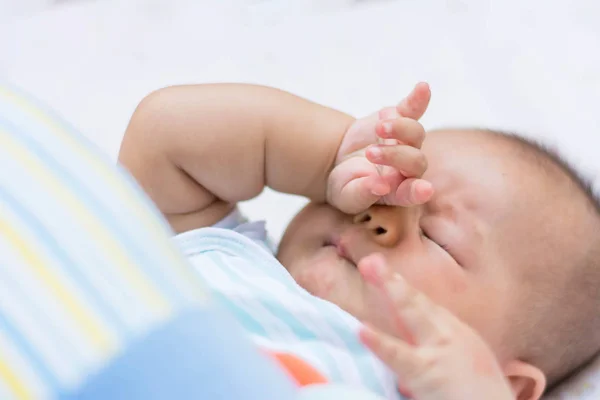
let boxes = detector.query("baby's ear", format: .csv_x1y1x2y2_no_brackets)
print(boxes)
504,360,546,400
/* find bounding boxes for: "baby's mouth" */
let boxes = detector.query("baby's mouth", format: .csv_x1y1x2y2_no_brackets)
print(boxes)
323,237,355,266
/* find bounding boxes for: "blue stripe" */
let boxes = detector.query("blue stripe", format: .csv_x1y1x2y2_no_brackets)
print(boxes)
239,235,383,389
191,253,270,339
214,252,342,380
0,116,187,308
184,229,384,393
247,251,385,394
0,313,60,392
248,252,386,394
212,252,347,382
188,240,344,383
0,262,88,372
0,188,129,339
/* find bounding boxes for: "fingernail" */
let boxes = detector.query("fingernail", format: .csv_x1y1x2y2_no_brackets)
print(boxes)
368,146,383,160
414,180,434,200
371,183,388,196
361,254,385,283
381,122,393,137
358,325,376,346
371,255,390,279
385,273,405,296
387,272,404,288
392,273,404,283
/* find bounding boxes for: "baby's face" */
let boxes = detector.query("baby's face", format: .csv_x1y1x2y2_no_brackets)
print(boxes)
278,130,536,359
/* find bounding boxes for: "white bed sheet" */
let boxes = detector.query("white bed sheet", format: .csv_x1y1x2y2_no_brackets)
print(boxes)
1,0,599,239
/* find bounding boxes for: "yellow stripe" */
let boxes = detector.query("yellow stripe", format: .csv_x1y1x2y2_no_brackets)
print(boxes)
0,349,33,400
0,217,117,357
0,129,172,329
0,87,207,304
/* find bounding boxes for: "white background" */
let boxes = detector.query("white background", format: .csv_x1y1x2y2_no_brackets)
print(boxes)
1,0,599,239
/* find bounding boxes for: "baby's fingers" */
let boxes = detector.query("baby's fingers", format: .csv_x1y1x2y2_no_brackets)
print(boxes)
327,158,390,214
366,144,428,178
360,325,425,388
396,82,431,120
378,82,431,122
338,176,389,213
375,117,426,148
394,178,434,207
360,254,449,347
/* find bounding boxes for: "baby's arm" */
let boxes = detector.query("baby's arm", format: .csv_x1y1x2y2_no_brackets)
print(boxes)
119,84,352,233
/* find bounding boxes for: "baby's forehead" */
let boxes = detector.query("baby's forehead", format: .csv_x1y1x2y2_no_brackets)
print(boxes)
425,128,519,157
422,129,526,207
429,129,597,269
424,129,564,195
423,129,587,255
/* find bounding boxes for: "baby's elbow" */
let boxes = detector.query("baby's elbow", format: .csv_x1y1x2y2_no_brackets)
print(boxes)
130,87,177,138
118,88,173,175
119,87,176,158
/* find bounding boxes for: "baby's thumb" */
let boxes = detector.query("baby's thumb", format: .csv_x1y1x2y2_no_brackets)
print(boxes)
334,176,387,214
393,179,434,207
396,82,431,120
327,160,389,214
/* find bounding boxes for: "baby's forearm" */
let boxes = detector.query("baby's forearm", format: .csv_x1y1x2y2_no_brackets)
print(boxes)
119,83,353,230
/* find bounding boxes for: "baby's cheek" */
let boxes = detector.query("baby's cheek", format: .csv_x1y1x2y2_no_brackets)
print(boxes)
293,264,338,299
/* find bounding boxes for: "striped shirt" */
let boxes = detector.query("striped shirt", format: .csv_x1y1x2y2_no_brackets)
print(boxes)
175,212,403,400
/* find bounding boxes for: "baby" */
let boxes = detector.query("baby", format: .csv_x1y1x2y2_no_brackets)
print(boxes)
119,83,600,400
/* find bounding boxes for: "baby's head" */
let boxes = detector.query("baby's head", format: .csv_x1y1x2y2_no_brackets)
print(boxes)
277,128,600,396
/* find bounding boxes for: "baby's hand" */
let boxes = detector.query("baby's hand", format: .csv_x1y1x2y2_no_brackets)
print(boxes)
326,83,433,214
357,254,514,400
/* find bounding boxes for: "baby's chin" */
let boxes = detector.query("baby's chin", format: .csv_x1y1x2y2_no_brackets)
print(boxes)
283,246,365,317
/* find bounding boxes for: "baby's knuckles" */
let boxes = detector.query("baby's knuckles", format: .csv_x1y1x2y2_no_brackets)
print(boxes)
389,277,424,313
409,347,486,400
336,115,379,163
405,347,444,391
431,323,454,348
382,117,427,148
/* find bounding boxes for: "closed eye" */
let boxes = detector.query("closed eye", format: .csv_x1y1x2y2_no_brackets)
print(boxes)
420,229,450,252
421,228,464,267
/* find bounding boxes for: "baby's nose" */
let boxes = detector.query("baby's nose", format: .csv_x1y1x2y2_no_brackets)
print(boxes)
353,206,404,247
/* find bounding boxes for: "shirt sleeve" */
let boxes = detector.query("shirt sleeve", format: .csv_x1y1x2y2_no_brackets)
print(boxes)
213,207,277,254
